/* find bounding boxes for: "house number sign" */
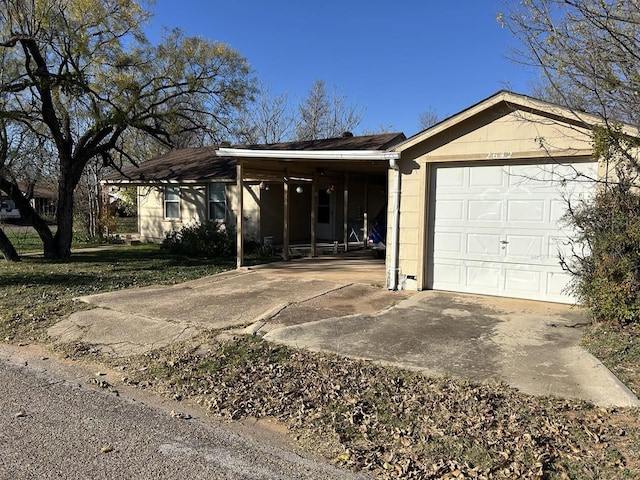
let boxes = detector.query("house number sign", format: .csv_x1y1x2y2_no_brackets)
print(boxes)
485,152,513,159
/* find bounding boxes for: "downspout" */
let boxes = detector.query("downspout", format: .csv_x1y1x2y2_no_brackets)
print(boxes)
388,157,401,290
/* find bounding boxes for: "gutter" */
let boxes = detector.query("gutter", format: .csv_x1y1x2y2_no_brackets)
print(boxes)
217,147,400,162
388,156,401,290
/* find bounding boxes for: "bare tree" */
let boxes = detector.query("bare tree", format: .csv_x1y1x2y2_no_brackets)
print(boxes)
418,107,442,130
295,79,363,140
234,83,293,144
501,0,640,323
500,0,640,127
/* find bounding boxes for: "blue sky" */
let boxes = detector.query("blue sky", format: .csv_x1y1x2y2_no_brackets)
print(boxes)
148,1,536,137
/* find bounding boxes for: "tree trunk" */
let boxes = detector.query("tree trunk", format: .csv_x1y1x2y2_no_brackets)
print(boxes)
0,177,57,258
50,178,75,259
0,228,20,262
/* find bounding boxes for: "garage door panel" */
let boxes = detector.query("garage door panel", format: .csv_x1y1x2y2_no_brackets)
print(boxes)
506,199,545,222
433,231,463,255
436,200,465,220
469,165,505,186
429,161,595,303
468,200,502,222
437,167,465,187
547,271,573,297
467,233,502,256
504,267,543,293
550,199,569,223
431,260,463,287
504,234,544,259
467,264,501,289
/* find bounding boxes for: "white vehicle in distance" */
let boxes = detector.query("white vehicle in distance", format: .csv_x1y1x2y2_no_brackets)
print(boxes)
0,198,21,221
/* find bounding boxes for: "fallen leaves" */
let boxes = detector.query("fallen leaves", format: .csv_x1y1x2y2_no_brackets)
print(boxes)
118,334,639,479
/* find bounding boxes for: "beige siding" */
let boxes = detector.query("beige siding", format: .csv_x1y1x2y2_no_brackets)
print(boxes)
394,103,597,292
387,162,424,286
138,183,260,244
422,111,592,162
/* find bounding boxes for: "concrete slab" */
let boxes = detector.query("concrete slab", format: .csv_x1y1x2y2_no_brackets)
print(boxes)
48,309,199,356
263,291,640,408
72,270,346,330
46,253,640,407
50,265,391,356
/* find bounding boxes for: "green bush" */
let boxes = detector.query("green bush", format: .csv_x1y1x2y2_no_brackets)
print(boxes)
566,181,640,324
161,221,235,258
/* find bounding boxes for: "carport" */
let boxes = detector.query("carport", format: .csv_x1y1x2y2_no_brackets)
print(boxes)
217,133,404,269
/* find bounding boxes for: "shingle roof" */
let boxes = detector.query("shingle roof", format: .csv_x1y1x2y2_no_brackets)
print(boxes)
104,147,235,182
242,132,406,151
104,133,406,183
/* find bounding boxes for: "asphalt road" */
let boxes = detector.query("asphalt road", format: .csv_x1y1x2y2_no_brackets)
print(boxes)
0,347,369,480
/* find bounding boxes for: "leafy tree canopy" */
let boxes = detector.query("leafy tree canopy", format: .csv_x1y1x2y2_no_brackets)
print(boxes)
0,0,255,259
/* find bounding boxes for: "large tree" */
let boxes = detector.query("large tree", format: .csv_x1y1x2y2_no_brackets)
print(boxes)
0,0,254,260
502,0,640,322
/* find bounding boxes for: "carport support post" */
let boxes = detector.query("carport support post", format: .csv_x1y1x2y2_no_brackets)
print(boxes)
343,172,349,252
311,175,317,257
236,160,244,268
283,170,290,261
363,176,369,248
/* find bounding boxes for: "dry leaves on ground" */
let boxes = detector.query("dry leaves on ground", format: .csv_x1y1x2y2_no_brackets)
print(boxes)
111,335,639,479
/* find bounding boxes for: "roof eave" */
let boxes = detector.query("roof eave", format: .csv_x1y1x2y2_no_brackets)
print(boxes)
217,147,400,161
392,90,610,153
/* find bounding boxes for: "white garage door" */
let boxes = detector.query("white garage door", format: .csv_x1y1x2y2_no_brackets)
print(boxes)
428,161,596,303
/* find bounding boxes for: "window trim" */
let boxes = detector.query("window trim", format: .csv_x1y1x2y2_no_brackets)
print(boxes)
163,185,181,220
208,182,227,222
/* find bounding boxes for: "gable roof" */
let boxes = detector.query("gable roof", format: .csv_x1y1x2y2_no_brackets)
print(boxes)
393,90,604,153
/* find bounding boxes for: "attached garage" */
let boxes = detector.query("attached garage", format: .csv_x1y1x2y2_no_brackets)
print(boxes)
428,161,596,303
389,91,602,304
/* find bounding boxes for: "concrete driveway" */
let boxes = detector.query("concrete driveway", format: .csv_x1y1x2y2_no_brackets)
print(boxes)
48,254,640,408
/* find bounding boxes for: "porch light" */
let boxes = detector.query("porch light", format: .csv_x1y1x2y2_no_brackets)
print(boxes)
296,186,304,194
327,185,335,194
259,181,268,190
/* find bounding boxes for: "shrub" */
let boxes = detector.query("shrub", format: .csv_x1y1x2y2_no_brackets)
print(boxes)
565,178,640,324
161,221,235,258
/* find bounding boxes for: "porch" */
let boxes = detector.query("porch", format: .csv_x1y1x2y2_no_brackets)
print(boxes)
217,133,404,271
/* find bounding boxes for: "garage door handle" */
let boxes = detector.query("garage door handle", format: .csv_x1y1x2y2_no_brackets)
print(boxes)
500,240,509,244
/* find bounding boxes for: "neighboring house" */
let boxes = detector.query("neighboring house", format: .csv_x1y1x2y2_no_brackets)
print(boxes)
105,90,620,304
26,184,57,219
1,183,58,221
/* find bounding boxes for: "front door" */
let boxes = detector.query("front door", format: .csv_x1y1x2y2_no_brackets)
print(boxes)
317,188,334,240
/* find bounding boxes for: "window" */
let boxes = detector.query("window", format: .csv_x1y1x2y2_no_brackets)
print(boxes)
208,183,227,221
164,186,180,219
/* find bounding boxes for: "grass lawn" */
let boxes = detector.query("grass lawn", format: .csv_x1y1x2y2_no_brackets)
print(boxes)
0,243,234,342
3,227,103,254
2,244,640,479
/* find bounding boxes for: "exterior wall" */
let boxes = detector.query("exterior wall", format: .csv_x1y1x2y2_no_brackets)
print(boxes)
393,107,595,291
386,162,425,289
424,110,592,161
137,183,259,244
